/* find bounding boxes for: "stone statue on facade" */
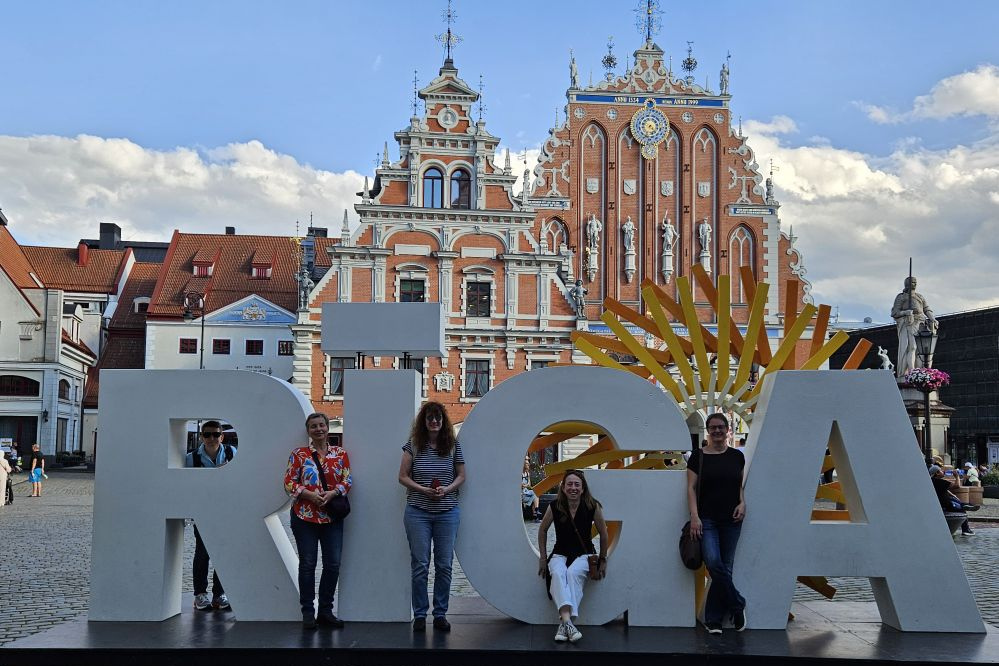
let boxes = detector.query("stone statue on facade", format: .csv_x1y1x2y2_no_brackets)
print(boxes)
720,59,730,95
621,216,636,252
570,49,579,89
890,276,938,378
568,279,588,318
295,266,314,312
660,215,677,282
698,218,712,252
877,346,895,373
586,213,602,251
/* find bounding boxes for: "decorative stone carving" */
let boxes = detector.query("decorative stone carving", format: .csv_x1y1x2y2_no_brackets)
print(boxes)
698,218,712,274
661,216,677,283
697,181,711,198
586,177,599,194
434,371,455,392
568,279,588,319
621,216,636,284
877,346,895,373
891,276,938,378
660,180,674,197
586,213,602,251
623,179,637,196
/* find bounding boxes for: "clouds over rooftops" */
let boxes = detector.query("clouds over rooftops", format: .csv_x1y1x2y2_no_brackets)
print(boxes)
857,64,999,124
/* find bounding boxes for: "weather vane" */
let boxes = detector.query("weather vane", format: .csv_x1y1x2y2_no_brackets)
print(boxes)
477,74,485,123
634,0,663,44
412,70,420,116
601,36,617,80
436,0,462,62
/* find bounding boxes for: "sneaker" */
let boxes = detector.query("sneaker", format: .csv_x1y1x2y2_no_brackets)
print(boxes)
962,528,976,536
302,612,316,630
565,620,582,642
554,622,569,642
212,594,231,611
706,622,723,635
193,593,212,611
433,616,451,632
732,608,747,632
413,617,426,632
317,612,344,628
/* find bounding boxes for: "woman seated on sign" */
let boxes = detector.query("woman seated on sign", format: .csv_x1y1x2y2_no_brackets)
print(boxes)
686,413,747,635
284,412,352,630
536,469,608,643
398,401,465,633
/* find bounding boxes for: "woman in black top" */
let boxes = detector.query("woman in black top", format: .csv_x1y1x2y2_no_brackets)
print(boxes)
687,413,746,635
536,469,608,643
29,443,45,497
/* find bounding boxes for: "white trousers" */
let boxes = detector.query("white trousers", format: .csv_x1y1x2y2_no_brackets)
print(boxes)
548,554,589,619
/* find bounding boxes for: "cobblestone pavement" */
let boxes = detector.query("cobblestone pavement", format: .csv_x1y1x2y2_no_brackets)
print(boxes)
1,472,996,646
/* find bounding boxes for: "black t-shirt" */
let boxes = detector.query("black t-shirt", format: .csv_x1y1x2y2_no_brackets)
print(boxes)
31,451,44,468
689,447,745,522
931,476,956,511
551,502,597,565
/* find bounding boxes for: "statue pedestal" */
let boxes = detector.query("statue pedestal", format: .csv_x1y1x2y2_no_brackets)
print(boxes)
897,385,953,458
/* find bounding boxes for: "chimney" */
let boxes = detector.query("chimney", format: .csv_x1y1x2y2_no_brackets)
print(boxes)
99,222,121,249
77,242,90,267
307,226,328,238
225,226,236,235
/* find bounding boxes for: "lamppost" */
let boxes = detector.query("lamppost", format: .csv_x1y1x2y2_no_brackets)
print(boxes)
182,291,206,370
915,327,938,454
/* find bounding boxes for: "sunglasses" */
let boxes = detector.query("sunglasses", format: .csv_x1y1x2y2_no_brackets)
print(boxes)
425,414,443,423
202,432,223,438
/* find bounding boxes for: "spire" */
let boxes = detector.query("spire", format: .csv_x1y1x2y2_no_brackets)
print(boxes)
436,0,462,68
341,210,352,246
411,70,420,117
521,151,531,204
382,141,390,167
362,176,370,204
477,74,486,125
634,0,663,48
601,36,618,82
503,148,511,175
681,41,698,84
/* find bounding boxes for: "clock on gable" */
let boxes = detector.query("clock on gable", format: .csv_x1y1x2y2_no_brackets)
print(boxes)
630,98,669,160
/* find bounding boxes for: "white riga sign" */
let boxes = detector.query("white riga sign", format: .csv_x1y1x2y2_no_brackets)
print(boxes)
89,316,983,632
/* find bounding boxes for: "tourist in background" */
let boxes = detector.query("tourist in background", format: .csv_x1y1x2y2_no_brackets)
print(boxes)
0,452,11,508
963,462,980,486
398,401,465,632
522,456,540,521
285,412,352,629
687,413,747,635
537,469,608,643
29,443,44,497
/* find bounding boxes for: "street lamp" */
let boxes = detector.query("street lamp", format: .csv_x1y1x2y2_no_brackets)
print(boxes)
915,327,938,454
182,291,206,370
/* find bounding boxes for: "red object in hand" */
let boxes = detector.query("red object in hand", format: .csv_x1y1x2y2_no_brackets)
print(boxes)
430,479,442,489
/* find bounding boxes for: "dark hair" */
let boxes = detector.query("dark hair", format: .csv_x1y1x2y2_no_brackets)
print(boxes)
554,469,600,517
305,412,330,428
409,401,456,457
705,413,729,429
201,420,222,433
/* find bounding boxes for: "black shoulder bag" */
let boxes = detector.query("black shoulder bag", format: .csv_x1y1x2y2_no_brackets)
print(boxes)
310,450,350,520
679,450,704,570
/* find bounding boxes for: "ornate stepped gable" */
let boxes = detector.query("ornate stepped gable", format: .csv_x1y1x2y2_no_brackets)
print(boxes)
529,38,811,324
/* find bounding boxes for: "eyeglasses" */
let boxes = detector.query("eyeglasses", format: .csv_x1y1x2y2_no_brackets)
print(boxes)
202,432,223,438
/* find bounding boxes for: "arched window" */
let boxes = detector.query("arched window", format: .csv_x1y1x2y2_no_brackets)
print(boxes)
423,168,443,208
541,217,569,253
58,379,71,400
450,169,471,209
0,375,40,396
729,226,755,303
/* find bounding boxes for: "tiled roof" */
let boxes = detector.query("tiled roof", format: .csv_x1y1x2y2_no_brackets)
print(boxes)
0,225,42,292
22,245,127,293
82,333,145,408
61,330,96,358
110,262,161,330
313,236,338,267
148,232,299,317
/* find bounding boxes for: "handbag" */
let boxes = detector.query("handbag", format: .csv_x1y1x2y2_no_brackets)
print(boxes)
310,450,350,520
679,449,704,570
568,506,602,580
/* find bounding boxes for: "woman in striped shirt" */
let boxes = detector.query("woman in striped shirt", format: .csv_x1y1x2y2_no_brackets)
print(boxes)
398,401,465,632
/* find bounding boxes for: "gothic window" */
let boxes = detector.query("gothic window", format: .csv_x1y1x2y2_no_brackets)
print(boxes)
465,359,490,398
400,279,426,302
729,226,755,303
328,357,355,396
58,379,70,400
0,375,39,396
423,168,444,208
466,281,491,317
450,168,471,209
542,217,569,252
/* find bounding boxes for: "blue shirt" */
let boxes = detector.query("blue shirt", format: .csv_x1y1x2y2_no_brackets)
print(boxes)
185,444,234,468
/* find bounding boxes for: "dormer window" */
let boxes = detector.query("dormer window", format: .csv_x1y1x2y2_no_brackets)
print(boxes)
194,265,211,277
192,248,219,277
133,297,150,314
250,250,274,279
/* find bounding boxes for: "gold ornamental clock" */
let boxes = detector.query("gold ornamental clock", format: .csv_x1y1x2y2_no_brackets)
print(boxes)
630,98,669,160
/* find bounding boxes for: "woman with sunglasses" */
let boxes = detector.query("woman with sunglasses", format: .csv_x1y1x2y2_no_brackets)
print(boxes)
687,413,747,634
284,412,352,629
398,401,465,632
537,469,608,643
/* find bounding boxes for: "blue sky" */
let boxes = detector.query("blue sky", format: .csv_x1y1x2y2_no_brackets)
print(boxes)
2,1,998,320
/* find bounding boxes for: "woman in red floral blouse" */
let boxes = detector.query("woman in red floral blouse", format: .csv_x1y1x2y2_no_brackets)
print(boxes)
284,412,352,629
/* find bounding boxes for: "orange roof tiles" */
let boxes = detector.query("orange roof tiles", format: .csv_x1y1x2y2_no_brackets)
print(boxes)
110,262,160,330
148,232,299,317
61,330,96,358
22,245,127,293
0,225,42,291
82,333,145,408
313,236,338,267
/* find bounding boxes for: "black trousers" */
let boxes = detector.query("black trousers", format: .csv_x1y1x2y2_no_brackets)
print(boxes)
193,525,224,596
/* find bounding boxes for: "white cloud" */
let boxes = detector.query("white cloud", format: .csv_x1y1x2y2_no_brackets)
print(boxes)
747,116,999,319
0,134,366,246
857,64,999,124
372,54,383,72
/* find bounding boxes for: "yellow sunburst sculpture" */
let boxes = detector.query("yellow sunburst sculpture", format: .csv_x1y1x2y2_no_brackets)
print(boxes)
526,265,873,604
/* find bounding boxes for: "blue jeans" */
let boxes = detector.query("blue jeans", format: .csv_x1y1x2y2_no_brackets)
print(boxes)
403,504,459,619
701,518,745,625
290,513,343,615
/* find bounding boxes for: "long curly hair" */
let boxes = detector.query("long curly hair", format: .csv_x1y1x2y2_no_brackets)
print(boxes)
554,469,600,519
408,401,457,457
